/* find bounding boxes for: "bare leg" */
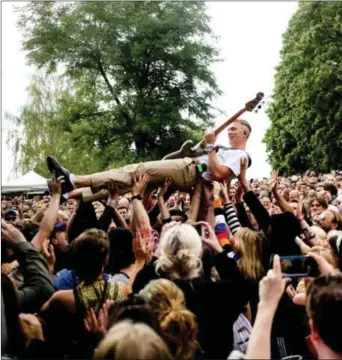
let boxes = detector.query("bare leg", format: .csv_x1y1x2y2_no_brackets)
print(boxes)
74,175,93,188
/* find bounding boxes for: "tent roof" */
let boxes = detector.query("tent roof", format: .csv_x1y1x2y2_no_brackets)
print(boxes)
2,171,48,193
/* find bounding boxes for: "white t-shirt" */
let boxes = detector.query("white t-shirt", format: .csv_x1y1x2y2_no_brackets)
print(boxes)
196,148,249,182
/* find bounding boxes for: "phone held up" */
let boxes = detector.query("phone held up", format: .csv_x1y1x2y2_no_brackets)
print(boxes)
270,255,319,278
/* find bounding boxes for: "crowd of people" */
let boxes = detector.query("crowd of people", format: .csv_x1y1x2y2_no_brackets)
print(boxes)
2,117,342,360
2,161,342,359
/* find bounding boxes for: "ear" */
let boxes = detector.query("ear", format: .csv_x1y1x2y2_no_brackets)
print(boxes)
309,319,320,342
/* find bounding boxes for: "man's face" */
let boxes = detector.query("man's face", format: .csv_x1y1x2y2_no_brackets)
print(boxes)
227,122,248,147
261,197,271,210
316,210,337,232
289,190,300,202
299,184,308,195
118,207,129,220
52,231,68,249
311,200,324,216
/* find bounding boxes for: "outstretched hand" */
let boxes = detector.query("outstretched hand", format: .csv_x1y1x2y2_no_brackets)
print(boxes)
1,221,26,246
157,178,173,198
132,174,150,197
270,170,279,194
84,300,113,339
51,173,65,197
237,158,248,188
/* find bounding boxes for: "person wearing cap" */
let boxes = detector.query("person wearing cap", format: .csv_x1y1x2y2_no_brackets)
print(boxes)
4,210,17,222
46,120,252,202
51,222,70,272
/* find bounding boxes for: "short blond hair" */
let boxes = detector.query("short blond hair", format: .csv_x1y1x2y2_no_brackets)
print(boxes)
94,320,172,360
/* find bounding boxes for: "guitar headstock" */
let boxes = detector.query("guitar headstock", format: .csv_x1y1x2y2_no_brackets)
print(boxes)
245,92,265,112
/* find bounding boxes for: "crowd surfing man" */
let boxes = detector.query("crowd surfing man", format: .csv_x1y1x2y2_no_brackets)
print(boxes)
46,119,252,201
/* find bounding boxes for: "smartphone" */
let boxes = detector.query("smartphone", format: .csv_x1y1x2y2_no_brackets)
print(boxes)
279,255,319,278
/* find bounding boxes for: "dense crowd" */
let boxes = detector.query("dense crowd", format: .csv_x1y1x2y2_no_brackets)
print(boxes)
2,161,342,360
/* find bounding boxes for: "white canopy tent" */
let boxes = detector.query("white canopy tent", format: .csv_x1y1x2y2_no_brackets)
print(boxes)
2,171,48,194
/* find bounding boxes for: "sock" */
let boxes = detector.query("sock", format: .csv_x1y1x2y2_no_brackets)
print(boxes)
62,193,69,200
69,173,76,186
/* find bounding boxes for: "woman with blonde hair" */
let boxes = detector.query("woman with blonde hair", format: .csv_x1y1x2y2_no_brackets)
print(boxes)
140,279,198,360
94,320,172,360
133,222,248,359
232,227,265,323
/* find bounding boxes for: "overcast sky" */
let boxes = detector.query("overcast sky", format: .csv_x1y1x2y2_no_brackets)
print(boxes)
1,1,298,183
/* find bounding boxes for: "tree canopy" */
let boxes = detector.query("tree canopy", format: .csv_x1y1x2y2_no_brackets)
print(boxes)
12,1,221,176
264,1,342,175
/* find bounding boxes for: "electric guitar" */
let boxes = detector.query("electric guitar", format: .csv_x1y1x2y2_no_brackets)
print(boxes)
162,92,265,160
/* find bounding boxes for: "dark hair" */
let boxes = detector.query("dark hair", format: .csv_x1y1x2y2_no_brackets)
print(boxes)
310,198,328,209
106,228,135,274
307,274,342,353
71,228,109,283
324,183,338,197
169,209,188,222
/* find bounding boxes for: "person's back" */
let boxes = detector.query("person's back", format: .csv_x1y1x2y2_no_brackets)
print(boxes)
306,274,342,359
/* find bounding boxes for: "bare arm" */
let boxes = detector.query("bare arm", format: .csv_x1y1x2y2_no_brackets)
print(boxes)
131,174,152,233
31,175,64,252
187,181,203,223
271,171,293,214
157,178,172,221
205,131,234,180
106,183,128,229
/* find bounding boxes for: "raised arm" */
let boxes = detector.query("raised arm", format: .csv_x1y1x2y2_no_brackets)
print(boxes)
31,175,64,252
131,174,152,233
157,178,173,222
205,131,234,180
220,181,241,235
271,171,293,214
187,181,203,223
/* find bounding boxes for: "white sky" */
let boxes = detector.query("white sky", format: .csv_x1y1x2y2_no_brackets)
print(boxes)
1,1,299,183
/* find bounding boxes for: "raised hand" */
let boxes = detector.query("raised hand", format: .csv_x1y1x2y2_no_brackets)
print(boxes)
220,181,230,203
84,300,113,339
259,255,290,309
133,228,154,262
157,178,173,198
212,181,221,199
237,158,248,188
204,131,216,145
132,174,151,197
270,170,279,194
51,173,65,197
195,221,222,254
235,183,244,203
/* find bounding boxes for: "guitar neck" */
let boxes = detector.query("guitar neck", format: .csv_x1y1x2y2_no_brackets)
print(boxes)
195,107,247,148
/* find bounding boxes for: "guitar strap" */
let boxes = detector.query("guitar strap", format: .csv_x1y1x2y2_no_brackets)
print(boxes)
215,145,252,168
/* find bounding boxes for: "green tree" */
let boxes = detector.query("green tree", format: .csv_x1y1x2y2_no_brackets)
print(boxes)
6,74,110,177
14,1,221,173
264,2,342,175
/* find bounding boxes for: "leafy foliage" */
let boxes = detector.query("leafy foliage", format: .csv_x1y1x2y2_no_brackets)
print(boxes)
12,1,221,175
264,2,342,175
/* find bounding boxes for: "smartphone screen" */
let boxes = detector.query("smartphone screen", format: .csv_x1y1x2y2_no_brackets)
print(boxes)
280,255,318,278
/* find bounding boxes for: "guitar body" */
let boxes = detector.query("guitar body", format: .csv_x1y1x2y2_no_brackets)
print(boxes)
162,92,264,161
162,140,196,160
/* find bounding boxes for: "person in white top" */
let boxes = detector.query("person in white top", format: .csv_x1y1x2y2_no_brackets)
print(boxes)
46,119,252,200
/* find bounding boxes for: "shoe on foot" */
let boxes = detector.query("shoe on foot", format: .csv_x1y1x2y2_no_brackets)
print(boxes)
46,156,74,194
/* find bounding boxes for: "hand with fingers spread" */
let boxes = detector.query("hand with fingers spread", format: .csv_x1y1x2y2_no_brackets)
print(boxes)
133,228,154,262
132,174,151,197
1,221,26,246
42,240,56,274
84,300,113,339
157,178,173,199
212,181,221,200
307,252,336,276
220,181,230,203
51,173,65,197
270,170,279,194
259,255,291,309
195,221,222,253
